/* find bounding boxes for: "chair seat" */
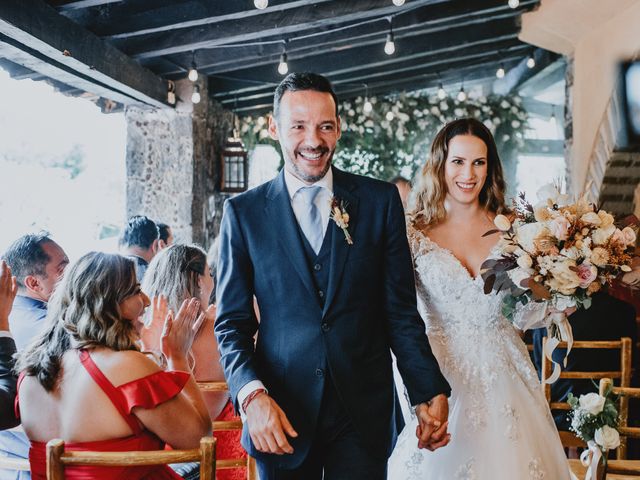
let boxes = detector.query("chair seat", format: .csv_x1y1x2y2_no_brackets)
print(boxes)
568,459,640,478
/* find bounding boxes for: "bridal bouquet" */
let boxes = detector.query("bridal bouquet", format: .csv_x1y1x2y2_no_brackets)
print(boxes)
568,389,620,480
480,183,637,381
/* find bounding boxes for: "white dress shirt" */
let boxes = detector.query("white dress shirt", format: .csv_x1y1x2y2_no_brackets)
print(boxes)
236,168,334,416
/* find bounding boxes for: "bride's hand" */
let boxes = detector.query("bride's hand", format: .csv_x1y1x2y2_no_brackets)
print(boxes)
415,394,451,451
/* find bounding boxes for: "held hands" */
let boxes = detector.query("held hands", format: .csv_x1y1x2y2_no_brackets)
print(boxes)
0,261,18,330
415,394,451,451
245,392,298,455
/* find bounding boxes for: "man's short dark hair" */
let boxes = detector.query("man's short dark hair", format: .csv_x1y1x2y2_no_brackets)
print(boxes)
2,232,54,288
119,215,159,250
273,72,339,121
157,223,171,243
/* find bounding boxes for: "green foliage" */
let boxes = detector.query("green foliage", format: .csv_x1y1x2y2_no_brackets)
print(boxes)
568,387,620,445
239,91,529,181
53,144,86,179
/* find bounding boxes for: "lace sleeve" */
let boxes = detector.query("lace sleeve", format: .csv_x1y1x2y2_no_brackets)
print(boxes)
406,219,430,261
512,300,549,331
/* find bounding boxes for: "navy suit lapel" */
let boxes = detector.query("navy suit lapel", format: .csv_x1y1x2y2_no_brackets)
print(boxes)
323,167,359,317
264,171,318,300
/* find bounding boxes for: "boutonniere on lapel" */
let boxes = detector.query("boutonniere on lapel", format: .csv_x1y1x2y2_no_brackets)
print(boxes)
329,197,353,245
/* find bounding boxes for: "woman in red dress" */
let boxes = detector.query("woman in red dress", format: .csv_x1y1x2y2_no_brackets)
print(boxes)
15,252,212,479
141,244,247,480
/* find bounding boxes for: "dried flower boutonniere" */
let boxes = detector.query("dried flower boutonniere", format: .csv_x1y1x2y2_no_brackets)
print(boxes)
330,197,353,245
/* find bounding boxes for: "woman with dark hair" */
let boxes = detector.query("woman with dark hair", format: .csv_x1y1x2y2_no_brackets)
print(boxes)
140,244,245,480
16,252,211,480
388,119,572,479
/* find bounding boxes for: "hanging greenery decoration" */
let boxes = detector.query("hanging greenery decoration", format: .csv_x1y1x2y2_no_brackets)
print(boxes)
239,91,529,181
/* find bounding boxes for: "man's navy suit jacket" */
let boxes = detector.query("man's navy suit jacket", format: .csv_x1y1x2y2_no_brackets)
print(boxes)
214,166,450,468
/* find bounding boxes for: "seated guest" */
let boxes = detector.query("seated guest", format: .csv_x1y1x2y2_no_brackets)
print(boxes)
119,216,159,281
2,233,68,350
0,261,19,431
390,175,411,210
0,234,68,480
532,292,638,430
15,252,211,480
141,244,246,480
157,223,174,250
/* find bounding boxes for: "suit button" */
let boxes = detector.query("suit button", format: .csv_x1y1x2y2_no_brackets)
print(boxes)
321,323,330,332
315,368,324,377
314,263,322,271
318,290,324,298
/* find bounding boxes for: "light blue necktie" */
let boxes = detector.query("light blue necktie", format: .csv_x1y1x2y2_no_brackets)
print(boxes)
297,186,323,254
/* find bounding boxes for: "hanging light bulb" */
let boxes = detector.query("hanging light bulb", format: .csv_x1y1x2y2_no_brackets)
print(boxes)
385,111,394,121
496,64,505,79
508,0,519,8
550,111,557,127
384,32,395,55
457,86,467,102
437,83,446,99
188,62,198,82
191,84,201,104
526,56,536,68
392,0,405,5
277,51,289,75
363,98,373,114
254,0,268,9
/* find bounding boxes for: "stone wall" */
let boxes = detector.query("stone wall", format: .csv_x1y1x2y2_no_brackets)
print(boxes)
125,76,234,248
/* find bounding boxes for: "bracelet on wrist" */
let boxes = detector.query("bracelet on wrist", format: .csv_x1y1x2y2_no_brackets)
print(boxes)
242,388,267,413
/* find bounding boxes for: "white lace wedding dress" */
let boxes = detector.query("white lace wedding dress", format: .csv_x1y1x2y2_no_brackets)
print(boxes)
388,225,573,480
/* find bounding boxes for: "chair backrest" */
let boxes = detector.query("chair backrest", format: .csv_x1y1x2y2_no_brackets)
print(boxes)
197,381,257,480
45,436,216,480
599,378,640,460
541,337,632,449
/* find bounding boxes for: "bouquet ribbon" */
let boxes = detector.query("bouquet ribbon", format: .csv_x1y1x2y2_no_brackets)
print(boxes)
580,440,603,480
543,311,574,384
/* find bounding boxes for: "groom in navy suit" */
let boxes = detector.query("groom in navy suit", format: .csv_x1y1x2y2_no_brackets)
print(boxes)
215,73,451,479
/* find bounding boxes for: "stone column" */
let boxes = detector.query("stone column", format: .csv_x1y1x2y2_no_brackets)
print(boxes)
124,77,233,247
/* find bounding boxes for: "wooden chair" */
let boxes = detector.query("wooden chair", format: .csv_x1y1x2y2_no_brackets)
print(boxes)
541,338,633,449
45,436,216,480
600,378,640,469
197,381,258,480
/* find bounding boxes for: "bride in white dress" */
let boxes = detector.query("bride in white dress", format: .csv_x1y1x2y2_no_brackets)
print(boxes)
388,118,573,480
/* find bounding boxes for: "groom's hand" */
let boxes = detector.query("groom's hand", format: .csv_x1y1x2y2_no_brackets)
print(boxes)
245,393,298,455
415,394,450,451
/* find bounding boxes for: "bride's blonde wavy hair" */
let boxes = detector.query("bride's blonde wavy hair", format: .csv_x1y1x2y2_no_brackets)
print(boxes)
410,118,509,228
17,252,140,391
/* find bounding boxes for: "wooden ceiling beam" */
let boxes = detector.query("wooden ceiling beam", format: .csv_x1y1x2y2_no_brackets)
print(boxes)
121,0,452,60
169,3,531,79
0,0,170,108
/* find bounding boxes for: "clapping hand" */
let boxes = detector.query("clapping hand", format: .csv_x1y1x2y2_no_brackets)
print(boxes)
160,297,206,361
415,394,451,451
0,261,18,330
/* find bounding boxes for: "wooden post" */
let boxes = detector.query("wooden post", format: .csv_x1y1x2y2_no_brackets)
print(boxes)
199,436,216,480
46,439,65,480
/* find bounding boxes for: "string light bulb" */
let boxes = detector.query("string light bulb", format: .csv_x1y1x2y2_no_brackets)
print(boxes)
508,0,519,8
278,52,288,75
384,19,396,55
363,98,373,114
457,85,467,102
191,84,201,104
496,64,505,79
254,0,268,9
385,111,394,121
526,56,536,68
392,0,405,5
437,83,446,99
384,32,395,55
188,63,198,82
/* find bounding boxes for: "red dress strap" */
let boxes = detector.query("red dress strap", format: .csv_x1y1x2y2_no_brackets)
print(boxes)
14,371,26,420
78,349,143,435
